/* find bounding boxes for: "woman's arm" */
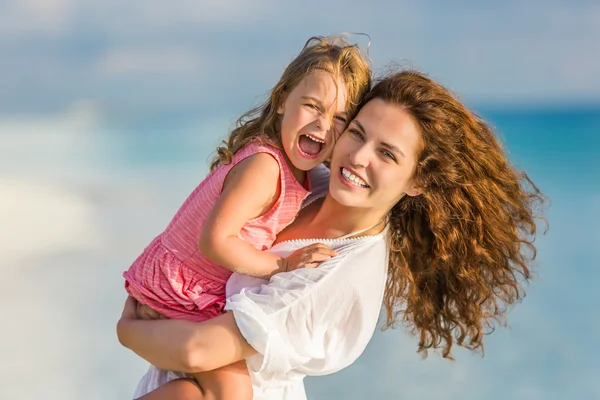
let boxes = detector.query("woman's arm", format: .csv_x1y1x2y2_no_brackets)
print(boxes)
117,297,257,373
118,239,386,378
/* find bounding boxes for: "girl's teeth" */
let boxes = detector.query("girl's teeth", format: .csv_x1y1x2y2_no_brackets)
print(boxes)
305,135,325,144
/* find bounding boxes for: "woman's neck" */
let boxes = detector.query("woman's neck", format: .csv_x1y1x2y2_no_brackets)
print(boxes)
305,194,387,238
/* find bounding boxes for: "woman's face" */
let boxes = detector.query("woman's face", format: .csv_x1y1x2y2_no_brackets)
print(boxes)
329,98,423,214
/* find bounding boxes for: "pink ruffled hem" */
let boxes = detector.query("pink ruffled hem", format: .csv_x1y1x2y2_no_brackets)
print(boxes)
123,237,228,322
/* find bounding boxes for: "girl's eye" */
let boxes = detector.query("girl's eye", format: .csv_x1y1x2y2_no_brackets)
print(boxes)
305,103,320,111
334,115,347,124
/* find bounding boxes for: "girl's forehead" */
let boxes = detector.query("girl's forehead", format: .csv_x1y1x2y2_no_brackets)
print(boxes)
295,71,348,112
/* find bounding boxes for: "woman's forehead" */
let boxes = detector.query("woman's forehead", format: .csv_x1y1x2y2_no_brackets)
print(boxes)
355,99,421,154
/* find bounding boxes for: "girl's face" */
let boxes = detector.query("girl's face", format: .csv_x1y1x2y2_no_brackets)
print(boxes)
278,70,349,172
329,98,423,213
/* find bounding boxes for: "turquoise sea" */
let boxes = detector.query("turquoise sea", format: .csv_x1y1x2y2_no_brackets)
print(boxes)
1,107,598,399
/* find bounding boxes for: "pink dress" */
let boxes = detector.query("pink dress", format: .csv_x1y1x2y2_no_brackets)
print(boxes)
123,141,311,322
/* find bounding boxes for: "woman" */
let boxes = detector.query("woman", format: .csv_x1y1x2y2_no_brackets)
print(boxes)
117,70,546,399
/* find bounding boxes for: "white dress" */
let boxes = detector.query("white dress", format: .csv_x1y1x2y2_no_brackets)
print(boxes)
132,232,389,399
225,231,389,399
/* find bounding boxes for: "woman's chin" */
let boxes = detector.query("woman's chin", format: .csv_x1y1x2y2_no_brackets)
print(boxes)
329,187,365,208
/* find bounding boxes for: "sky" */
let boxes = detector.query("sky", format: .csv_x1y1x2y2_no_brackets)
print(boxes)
0,1,598,399
1,0,599,118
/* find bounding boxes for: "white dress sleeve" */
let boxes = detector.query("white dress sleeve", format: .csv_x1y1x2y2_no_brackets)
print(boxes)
225,238,388,378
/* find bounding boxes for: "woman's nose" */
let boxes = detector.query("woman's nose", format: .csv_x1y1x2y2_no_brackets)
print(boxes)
348,142,371,168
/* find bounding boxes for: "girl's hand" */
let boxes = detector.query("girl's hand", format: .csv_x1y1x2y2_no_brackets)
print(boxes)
282,243,337,272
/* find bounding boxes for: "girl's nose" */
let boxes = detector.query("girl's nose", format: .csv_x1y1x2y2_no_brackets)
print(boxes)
316,114,331,133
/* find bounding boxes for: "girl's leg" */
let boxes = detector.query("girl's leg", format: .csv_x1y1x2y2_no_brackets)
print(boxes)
136,378,202,400
191,360,253,400
134,362,252,400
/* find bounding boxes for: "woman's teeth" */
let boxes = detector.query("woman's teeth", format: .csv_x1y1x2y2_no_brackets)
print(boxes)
341,168,369,187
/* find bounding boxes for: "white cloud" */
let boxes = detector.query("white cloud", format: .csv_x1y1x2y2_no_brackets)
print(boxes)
1,0,599,112
97,47,204,76
0,0,274,37
0,0,73,36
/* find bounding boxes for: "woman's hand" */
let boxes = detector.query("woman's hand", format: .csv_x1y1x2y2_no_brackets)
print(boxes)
116,294,256,372
120,296,138,321
120,296,166,321
282,242,337,271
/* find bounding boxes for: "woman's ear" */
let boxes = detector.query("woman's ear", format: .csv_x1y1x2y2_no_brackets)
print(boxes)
406,185,424,197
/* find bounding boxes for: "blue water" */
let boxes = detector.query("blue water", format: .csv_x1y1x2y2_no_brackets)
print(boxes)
104,107,600,178
9,107,593,399
99,107,598,398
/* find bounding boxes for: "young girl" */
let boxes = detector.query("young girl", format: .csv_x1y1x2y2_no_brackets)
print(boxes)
122,36,371,399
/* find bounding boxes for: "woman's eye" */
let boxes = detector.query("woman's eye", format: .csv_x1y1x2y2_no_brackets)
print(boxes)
349,129,363,139
382,150,395,161
305,103,319,111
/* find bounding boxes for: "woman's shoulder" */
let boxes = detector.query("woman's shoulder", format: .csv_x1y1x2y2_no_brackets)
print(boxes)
329,234,389,271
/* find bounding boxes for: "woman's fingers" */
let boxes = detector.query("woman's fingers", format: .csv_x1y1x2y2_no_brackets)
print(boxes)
121,296,138,320
137,303,165,320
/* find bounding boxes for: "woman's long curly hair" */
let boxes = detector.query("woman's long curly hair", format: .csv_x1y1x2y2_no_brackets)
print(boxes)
210,35,371,170
367,70,547,358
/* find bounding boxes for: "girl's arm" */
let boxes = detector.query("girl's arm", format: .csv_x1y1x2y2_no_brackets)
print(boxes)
117,296,256,373
197,153,288,278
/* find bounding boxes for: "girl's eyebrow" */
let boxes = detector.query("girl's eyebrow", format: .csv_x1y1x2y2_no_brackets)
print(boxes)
301,96,325,111
301,96,347,118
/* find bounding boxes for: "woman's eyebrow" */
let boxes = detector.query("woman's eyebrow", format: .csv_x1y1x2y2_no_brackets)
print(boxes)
381,142,405,158
353,119,366,133
354,119,406,157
